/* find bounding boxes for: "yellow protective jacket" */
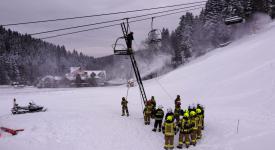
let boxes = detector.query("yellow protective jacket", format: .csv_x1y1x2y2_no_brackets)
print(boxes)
121,100,128,108
191,116,199,130
197,114,203,127
143,107,151,115
179,118,191,133
163,122,176,136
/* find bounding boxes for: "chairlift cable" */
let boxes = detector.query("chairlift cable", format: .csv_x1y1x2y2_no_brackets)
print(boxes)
39,7,203,39
2,1,207,27
30,4,204,36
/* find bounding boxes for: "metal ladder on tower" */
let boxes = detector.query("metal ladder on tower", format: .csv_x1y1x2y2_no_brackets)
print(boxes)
113,19,148,105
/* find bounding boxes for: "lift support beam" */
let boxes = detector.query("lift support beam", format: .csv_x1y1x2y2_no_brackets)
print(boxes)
114,20,148,105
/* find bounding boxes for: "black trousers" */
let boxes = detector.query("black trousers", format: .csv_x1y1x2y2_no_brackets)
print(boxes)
154,120,162,129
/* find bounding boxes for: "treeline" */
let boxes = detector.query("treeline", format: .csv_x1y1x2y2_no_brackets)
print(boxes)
0,26,101,85
153,0,275,65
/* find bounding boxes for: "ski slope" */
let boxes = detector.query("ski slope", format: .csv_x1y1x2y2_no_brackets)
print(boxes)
1,22,275,150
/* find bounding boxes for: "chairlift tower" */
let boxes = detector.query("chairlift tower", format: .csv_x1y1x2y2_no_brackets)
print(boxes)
113,19,148,105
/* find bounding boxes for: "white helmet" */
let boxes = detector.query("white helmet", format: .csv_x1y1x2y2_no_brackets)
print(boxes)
158,105,163,109
167,107,172,113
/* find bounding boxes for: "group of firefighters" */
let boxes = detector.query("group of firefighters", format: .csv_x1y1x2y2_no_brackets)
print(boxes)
121,95,205,149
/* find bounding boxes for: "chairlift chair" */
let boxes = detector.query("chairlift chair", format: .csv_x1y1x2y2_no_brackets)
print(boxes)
148,29,162,44
147,17,162,44
113,37,131,55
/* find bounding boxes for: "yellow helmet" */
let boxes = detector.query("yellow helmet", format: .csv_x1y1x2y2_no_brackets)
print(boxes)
184,112,189,118
190,111,196,117
167,116,173,121
196,108,202,114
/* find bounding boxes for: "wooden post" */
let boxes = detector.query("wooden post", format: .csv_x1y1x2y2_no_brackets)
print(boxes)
237,119,240,134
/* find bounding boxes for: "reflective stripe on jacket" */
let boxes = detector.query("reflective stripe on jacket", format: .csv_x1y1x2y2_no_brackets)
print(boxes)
164,122,175,136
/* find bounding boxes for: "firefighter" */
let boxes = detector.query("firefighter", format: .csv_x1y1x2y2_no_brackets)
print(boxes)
190,111,199,146
143,102,152,125
121,97,129,116
197,104,205,130
151,96,156,109
196,108,203,139
162,115,177,150
174,106,183,124
165,108,174,121
152,105,164,132
150,96,156,118
126,32,134,54
174,95,181,108
177,112,192,149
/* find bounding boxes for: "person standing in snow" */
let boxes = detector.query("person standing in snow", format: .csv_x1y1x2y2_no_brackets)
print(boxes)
150,96,156,118
152,105,164,132
196,108,203,139
174,106,183,124
190,110,199,146
174,95,181,109
143,101,152,125
162,115,177,150
177,112,192,149
121,97,129,116
197,104,205,130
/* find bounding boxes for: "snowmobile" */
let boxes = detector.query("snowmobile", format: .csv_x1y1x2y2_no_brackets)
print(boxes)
11,102,47,115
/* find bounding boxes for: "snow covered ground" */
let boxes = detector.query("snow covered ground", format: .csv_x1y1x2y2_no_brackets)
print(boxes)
1,21,275,150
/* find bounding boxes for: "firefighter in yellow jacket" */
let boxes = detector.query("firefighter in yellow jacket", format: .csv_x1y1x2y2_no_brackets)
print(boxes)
143,102,152,125
177,112,192,149
121,97,129,116
190,110,199,146
196,108,203,139
162,115,176,150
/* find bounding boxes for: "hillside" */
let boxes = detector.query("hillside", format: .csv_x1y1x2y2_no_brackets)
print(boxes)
1,21,275,150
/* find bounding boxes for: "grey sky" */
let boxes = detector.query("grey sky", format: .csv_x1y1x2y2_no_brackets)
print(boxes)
0,0,204,57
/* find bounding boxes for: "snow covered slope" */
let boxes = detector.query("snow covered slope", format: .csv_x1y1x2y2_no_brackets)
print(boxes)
1,22,275,150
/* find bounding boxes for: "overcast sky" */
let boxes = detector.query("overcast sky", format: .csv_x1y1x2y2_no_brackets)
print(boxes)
0,0,205,57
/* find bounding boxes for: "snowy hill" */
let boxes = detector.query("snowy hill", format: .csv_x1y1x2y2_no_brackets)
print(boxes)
1,21,275,150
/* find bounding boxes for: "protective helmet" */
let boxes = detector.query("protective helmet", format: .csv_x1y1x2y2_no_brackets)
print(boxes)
184,112,189,118
196,108,202,114
167,116,173,121
158,105,163,109
167,107,172,113
185,109,189,114
190,111,196,117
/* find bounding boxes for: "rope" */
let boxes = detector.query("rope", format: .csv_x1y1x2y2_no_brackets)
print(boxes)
154,77,173,100
126,86,130,99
